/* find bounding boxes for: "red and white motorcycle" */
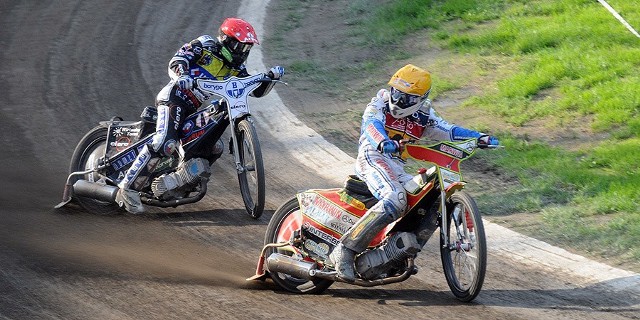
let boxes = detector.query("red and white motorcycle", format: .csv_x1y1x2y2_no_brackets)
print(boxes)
250,138,496,302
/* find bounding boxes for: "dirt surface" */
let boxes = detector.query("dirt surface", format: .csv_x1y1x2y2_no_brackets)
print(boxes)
1,0,639,319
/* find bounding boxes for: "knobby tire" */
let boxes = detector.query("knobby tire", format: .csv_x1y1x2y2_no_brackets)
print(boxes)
236,118,265,219
440,191,487,302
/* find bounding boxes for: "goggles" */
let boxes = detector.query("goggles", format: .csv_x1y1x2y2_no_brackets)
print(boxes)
223,37,253,54
390,87,425,109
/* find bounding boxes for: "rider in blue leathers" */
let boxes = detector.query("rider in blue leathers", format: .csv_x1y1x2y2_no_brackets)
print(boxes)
116,17,285,214
329,64,499,282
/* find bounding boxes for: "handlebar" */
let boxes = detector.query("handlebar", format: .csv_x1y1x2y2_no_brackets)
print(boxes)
477,143,502,149
398,138,504,153
401,138,502,150
190,72,288,90
257,77,289,86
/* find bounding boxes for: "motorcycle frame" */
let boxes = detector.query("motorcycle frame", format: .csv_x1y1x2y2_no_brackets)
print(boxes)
252,139,482,283
196,74,270,175
401,139,478,251
57,74,275,207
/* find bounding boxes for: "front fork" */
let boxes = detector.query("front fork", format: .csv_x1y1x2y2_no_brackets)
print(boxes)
228,115,252,174
439,189,473,252
439,189,450,249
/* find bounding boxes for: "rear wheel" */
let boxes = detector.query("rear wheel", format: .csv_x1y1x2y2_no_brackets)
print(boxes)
440,191,486,302
236,118,265,219
264,197,334,294
69,126,121,215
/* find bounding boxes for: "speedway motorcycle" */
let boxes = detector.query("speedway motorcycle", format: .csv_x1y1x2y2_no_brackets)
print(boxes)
56,73,281,218
249,138,495,301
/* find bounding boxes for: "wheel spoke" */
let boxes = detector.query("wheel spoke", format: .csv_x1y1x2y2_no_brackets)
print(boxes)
440,191,486,301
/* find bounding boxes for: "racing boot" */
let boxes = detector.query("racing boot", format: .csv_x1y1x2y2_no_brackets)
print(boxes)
115,188,144,214
330,201,396,282
116,145,159,214
329,243,357,282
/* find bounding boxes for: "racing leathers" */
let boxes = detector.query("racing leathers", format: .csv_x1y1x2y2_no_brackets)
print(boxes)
118,35,276,196
331,88,487,281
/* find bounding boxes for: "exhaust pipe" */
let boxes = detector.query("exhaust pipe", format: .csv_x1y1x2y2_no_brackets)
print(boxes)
266,253,317,280
265,252,418,286
72,180,118,203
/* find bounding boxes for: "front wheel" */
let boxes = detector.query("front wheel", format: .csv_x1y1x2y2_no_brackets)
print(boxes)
235,118,265,219
68,126,121,215
440,191,487,302
264,197,334,294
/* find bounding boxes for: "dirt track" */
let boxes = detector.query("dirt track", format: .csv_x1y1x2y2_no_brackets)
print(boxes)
1,1,639,319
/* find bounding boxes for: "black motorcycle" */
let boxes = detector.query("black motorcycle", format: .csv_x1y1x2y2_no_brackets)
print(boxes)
56,74,281,218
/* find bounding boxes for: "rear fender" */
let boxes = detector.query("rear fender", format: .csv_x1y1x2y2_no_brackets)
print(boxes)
250,195,305,280
249,243,299,281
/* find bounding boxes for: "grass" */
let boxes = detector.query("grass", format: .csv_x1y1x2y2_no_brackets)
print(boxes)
266,0,640,270
482,135,640,261
375,0,640,266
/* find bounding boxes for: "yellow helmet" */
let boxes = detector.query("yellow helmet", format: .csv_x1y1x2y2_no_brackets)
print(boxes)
387,64,432,118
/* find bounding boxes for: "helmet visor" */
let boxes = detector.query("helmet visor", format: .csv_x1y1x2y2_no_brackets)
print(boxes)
390,87,424,109
223,37,253,55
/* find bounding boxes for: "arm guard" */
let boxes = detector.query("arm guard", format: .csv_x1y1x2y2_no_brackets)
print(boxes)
421,107,482,141
361,94,391,150
168,35,213,79
451,126,482,140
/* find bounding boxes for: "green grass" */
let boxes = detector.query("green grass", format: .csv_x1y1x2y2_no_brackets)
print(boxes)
399,0,640,265
354,0,505,45
358,0,640,266
446,2,640,131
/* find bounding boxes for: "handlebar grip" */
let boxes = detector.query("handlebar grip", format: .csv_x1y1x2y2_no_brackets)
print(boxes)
478,143,501,149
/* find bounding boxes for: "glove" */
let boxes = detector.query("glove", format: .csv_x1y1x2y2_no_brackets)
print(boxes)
176,74,193,90
268,66,285,80
377,89,390,102
378,139,401,154
478,135,499,146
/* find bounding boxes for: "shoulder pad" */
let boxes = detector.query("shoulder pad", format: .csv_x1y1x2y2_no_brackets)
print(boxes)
197,35,216,47
418,99,432,110
376,88,390,101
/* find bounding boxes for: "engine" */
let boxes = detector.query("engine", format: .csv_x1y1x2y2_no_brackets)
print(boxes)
151,158,211,198
354,232,421,280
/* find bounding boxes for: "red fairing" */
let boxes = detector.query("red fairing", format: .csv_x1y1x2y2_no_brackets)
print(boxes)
405,144,461,171
276,208,302,243
298,189,389,248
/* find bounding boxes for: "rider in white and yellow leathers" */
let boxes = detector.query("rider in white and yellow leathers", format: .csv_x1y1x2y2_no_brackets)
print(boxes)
329,64,499,282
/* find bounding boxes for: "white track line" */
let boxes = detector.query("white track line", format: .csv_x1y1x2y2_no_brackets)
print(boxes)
597,0,640,38
239,0,640,291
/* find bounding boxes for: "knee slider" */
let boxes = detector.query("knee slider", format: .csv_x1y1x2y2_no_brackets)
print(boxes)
381,189,407,220
150,132,178,157
160,139,178,157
